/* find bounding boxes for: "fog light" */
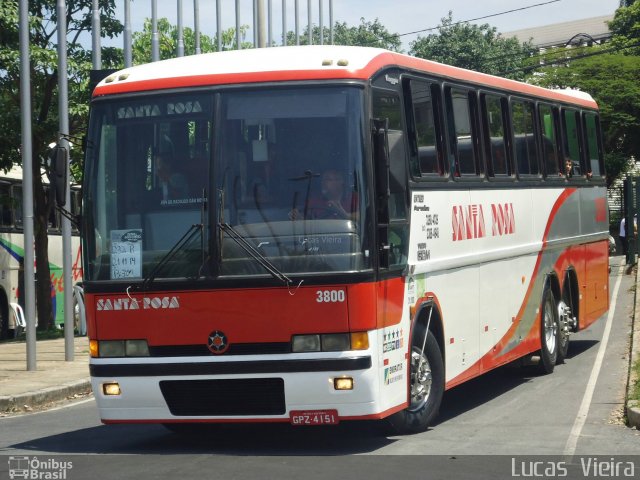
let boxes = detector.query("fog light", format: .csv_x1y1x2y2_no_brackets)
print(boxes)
334,377,354,390
103,383,121,396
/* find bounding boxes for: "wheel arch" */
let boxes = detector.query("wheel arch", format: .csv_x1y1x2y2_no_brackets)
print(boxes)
412,298,445,372
562,267,580,331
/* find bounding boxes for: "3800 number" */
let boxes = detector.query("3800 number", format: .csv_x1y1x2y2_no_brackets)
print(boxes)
316,290,346,303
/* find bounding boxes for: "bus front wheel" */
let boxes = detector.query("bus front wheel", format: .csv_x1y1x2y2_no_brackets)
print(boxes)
538,287,560,374
387,328,444,434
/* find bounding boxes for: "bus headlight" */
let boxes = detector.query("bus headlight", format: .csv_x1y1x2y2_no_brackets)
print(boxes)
291,332,368,352
96,340,150,357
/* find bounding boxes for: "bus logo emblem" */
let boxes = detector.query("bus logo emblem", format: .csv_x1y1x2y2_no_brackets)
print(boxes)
207,331,229,354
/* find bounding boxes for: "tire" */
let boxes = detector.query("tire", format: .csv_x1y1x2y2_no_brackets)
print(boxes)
538,286,560,374
556,298,571,364
387,328,444,434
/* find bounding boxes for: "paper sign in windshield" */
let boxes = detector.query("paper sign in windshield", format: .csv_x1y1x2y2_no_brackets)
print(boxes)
111,229,142,279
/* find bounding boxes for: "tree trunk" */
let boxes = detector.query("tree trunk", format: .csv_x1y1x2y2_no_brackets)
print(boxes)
32,152,54,331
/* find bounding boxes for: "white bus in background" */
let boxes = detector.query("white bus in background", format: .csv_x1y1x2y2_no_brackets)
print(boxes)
0,165,83,339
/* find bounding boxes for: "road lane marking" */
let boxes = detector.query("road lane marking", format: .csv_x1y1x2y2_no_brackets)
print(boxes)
563,261,623,459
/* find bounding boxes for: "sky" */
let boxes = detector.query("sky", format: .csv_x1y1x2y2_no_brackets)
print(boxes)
105,0,622,52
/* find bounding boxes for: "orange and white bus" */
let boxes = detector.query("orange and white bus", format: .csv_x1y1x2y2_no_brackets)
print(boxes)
82,46,608,433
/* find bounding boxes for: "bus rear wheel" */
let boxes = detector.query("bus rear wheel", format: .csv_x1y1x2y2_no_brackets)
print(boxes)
387,329,444,434
538,287,559,374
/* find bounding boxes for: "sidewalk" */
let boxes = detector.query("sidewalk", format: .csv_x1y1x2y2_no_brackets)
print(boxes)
0,337,91,413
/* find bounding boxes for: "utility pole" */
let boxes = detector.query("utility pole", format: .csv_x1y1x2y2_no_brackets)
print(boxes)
282,0,287,46
151,0,159,61
319,0,323,45
257,0,266,48
19,0,37,371
194,0,201,54
177,0,184,57
329,0,333,45
57,0,74,362
92,0,101,67
124,0,132,67
307,0,312,45
268,0,272,47
295,0,300,45
235,0,242,50
216,0,222,51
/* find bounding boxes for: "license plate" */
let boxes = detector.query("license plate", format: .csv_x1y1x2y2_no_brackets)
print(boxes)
290,410,339,426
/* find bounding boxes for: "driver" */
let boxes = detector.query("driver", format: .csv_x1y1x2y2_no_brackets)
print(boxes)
290,169,357,220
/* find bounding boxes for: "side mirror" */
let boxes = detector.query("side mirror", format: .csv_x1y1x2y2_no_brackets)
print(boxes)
49,144,68,207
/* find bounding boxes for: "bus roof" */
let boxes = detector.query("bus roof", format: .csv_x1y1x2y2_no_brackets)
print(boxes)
93,45,597,109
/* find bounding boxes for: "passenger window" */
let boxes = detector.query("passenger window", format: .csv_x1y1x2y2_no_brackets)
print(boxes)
446,87,477,176
583,113,603,177
562,109,582,177
539,104,561,177
511,100,539,176
12,185,23,228
408,80,443,176
482,94,509,176
0,184,12,228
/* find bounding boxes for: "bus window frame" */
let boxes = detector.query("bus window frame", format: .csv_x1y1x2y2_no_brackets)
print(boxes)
479,91,514,182
370,84,411,274
582,111,605,179
401,75,448,182
536,102,563,180
560,107,587,180
443,83,483,181
509,96,541,180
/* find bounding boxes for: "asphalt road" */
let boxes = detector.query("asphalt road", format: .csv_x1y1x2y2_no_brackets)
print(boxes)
0,257,638,479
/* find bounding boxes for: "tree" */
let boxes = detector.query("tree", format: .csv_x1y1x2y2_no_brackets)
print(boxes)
409,12,533,81
530,51,640,186
609,1,640,56
285,17,402,52
0,0,123,330
132,18,252,64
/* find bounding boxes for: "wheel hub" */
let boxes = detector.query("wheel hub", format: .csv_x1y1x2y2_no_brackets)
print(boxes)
409,348,432,411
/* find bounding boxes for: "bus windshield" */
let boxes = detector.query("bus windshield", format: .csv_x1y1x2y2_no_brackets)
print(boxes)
83,86,370,282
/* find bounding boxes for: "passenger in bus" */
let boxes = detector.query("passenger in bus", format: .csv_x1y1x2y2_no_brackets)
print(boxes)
154,151,189,201
289,169,357,220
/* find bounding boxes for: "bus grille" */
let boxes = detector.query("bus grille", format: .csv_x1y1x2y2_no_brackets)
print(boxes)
159,378,286,416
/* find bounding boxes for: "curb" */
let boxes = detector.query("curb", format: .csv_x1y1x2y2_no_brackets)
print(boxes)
0,379,92,413
626,262,640,429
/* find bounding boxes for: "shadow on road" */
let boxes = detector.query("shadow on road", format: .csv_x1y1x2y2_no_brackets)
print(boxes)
9,337,603,455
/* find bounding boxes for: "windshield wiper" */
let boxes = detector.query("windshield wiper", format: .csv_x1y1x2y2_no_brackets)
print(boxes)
218,222,294,286
217,187,293,286
140,189,208,291
141,223,203,291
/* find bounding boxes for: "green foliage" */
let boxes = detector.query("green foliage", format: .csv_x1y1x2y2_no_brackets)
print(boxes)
131,18,252,64
408,11,533,81
0,0,123,329
609,1,640,56
285,17,402,52
530,51,640,186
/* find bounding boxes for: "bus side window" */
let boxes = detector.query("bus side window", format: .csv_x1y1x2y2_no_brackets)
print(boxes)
539,103,561,177
562,109,583,177
511,99,539,176
406,79,443,177
445,87,478,176
12,185,23,228
372,88,408,268
0,184,12,228
481,94,509,176
583,112,604,177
